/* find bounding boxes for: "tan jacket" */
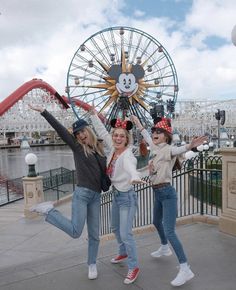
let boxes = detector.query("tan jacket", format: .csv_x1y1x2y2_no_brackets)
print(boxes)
141,129,189,185
149,143,176,184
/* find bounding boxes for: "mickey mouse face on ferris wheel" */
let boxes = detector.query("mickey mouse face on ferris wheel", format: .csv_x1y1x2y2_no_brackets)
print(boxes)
117,73,137,95
108,64,145,97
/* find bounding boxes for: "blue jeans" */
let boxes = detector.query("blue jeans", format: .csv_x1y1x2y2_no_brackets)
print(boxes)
46,186,101,265
153,185,187,264
111,188,138,270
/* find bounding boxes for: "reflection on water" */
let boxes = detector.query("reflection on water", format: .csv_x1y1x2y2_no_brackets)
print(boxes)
0,146,74,179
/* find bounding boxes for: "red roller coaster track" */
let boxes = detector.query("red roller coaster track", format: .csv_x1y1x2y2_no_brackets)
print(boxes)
0,79,93,117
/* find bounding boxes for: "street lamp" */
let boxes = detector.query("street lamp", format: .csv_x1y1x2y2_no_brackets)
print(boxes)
231,136,235,147
203,143,209,151
208,142,214,152
25,153,38,177
202,142,210,157
196,144,204,152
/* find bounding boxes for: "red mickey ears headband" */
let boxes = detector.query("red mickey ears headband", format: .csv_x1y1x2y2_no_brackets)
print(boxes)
110,118,133,131
153,117,172,134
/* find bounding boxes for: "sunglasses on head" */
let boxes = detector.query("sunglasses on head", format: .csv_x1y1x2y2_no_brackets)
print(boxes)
151,127,165,134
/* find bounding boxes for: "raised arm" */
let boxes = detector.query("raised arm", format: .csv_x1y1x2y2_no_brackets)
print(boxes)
28,104,44,113
89,109,113,151
171,136,208,156
28,104,77,149
130,115,155,150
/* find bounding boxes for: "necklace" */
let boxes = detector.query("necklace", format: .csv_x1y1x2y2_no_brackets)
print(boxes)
113,148,126,160
113,152,120,160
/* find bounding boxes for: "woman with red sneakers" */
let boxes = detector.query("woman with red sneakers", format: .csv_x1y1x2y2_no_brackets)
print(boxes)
90,111,145,284
131,115,207,287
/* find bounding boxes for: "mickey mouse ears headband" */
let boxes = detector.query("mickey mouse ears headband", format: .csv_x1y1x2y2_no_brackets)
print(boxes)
110,118,133,131
152,117,172,134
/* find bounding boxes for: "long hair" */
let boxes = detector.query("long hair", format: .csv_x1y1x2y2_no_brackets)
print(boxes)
139,139,149,157
76,126,104,157
163,131,181,171
163,131,172,145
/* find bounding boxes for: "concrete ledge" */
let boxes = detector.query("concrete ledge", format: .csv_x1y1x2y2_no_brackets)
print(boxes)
177,214,219,225
219,215,236,236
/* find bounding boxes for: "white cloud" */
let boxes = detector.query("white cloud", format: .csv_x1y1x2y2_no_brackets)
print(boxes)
133,10,146,18
0,0,236,105
185,0,236,40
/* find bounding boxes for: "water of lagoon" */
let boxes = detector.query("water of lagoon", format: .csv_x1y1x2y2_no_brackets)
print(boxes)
0,146,74,180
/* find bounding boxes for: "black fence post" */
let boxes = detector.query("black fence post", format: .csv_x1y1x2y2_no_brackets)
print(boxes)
200,152,204,215
55,174,59,201
6,180,10,202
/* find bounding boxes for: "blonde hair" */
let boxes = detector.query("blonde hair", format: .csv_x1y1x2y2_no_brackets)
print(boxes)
111,128,132,147
76,126,104,157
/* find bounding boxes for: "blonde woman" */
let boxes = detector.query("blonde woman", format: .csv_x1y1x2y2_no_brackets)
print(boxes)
90,111,145,285
29,104,106,280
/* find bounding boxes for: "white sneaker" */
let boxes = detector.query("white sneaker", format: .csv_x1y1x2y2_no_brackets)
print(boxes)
88,264,98,280
171,267,194,286
151,245,172,258
30,201,54,215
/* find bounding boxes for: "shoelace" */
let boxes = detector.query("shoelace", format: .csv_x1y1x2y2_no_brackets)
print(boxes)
126,269,135,279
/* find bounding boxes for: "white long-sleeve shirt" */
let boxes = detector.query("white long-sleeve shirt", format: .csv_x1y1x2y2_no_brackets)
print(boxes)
90,115,141,191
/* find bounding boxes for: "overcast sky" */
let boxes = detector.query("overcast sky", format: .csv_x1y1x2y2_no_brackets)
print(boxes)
0,0,236,103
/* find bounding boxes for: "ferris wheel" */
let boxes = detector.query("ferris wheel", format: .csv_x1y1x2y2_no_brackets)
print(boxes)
66,26,178,126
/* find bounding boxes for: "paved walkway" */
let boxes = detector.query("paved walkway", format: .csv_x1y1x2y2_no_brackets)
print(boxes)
0,200,236,290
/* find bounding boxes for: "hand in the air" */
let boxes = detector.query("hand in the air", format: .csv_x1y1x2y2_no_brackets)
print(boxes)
28,104,44,113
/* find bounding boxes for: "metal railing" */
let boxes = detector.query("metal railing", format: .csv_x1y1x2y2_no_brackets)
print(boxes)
43,169,76,201
100,154,222,235
1,155,223,237
0,167,75,206
175,154,222,217
0,177,24,206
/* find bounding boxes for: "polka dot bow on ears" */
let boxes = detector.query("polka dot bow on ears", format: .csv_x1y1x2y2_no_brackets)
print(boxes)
154,117,172,134
110,118,133,131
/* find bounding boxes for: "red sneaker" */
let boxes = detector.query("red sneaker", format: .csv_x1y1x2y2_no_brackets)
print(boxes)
124,267,140,284
110,254,128,264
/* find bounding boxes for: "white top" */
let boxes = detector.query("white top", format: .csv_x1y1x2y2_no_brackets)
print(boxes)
90,115,141,191
141,129,189,184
